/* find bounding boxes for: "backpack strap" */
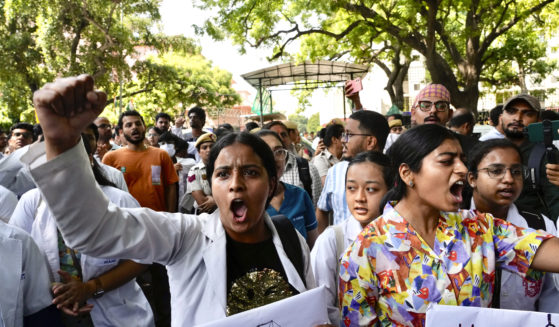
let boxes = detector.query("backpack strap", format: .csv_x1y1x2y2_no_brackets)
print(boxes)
271,214,306,287
295,156,313,201
518,208,547,231
527,143,547,192
331,224,345,307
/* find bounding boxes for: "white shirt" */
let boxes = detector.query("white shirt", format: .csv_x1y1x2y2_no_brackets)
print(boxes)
21,140,316,327
310,216,363,325
10,187,154,327
479,127,505,141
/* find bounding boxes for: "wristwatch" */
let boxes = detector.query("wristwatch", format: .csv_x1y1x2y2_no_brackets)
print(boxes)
91,278,105,298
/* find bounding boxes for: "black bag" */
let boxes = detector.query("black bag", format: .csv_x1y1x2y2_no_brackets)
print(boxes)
270,214,306,287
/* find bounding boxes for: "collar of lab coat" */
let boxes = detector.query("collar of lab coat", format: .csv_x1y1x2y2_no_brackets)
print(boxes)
200,209,308,312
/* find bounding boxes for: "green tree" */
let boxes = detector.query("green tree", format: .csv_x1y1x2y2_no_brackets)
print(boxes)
196,0,558,113
288,113,308,133
306,112,320,133
0,1,240,126
109,46,241,126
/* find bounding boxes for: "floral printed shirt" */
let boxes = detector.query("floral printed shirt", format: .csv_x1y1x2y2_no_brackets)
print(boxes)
339,203,552,327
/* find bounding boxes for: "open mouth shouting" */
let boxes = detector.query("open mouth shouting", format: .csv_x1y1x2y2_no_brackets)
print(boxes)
450,180,464,204
230,198,248,223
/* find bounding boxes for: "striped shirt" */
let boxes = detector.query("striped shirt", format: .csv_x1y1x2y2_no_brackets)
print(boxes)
281,152,322,207
317,160,351,225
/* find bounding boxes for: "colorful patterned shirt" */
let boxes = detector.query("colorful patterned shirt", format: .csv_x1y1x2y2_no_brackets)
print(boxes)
339,203,552,327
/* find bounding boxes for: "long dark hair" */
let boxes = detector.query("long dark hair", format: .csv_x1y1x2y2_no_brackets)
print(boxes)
380,124,459,209
81,134,117,188
206,132,278,206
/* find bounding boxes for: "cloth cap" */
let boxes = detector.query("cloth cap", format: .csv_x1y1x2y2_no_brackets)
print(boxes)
413,84,451,109
503,94,541,112
282,120,298,130
389,119,402,128
195,132,216,148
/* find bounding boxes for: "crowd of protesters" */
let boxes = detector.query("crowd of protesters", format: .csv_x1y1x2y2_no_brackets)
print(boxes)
3,75,559,327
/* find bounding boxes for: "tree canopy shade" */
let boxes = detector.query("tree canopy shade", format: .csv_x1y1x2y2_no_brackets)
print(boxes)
0,0,240,127
196,0,559,113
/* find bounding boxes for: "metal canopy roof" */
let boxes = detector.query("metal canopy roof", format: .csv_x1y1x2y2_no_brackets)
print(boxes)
241,60,369,89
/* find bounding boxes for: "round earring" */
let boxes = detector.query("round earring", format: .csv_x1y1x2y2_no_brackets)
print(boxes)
409,181,414,187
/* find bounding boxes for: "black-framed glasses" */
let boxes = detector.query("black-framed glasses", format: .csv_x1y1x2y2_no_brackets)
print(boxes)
477,165,524,179
418,101,450,112
342,132,372,142
273,148,288,159
97,123,111,129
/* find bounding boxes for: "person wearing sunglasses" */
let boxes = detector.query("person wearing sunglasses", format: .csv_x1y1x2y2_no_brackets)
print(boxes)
8,122,35,153
411,84,478,157
466,139,559,313
256,129,318,248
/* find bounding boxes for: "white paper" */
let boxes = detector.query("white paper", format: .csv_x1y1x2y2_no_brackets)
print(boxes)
197,286,329,327
426,304,559,327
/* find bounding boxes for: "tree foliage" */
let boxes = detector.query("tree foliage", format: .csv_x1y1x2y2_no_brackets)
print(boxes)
196,0,558,113
0,0,240,126
288,113,308,133
306,112,320,133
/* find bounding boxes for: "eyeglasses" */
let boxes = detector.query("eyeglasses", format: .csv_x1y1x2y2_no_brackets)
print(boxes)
97,124,111,129
418,101,450,112
147,133,159,137
341,132,372,142
12,132,32,139
273,148,288,160
477,165,524,179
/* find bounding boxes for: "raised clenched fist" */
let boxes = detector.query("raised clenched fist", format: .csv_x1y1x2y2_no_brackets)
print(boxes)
33,74,107,159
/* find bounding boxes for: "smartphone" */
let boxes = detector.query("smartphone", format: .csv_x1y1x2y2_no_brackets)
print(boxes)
346,78,363,96
526,120,559,143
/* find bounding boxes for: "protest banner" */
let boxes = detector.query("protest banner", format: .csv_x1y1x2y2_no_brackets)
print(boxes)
426,304,559,327
198,286,329,327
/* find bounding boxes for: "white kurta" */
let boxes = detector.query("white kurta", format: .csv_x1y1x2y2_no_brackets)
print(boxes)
9,187,154,327
20,140,316,327
0,222,52,327
310,216,363,325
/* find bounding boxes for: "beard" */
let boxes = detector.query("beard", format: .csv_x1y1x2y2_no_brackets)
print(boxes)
124,132,145,145
503,127,525,140
502,119,525,140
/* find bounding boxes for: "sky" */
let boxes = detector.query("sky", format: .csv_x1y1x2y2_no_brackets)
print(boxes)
158,0,389,122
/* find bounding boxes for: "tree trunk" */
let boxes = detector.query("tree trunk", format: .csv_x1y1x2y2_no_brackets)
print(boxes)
518,64,528,93
423,52,480,114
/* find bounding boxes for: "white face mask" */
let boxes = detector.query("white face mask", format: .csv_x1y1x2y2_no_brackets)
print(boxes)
160,143,176,157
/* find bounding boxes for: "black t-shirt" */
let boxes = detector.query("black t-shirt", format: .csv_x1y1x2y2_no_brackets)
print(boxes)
226,234,297,315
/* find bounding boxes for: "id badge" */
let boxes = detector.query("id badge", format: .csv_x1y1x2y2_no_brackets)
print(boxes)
151,165,161,185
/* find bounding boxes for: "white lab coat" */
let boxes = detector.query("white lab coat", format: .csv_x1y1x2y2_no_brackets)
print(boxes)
0,185,18,223
310,216,363,325
0,222,52,327
9,187,154,327
21,140,316,327
470,200,559,312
